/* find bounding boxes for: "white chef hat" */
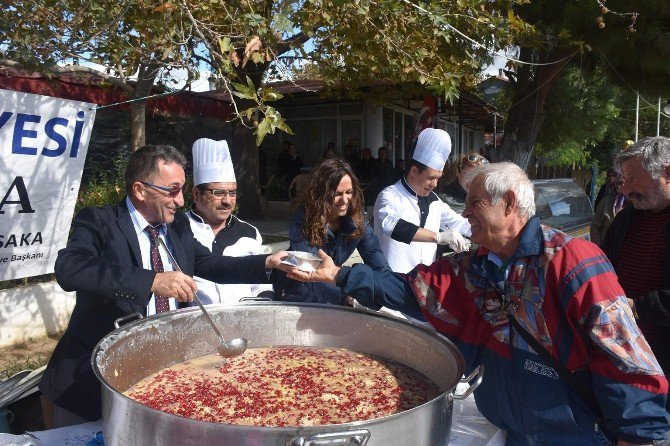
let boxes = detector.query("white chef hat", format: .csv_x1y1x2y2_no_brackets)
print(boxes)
192,138,236,185
412,128,452,171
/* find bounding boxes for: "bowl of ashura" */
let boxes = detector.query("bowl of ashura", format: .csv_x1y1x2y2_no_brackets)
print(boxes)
283,251,323,272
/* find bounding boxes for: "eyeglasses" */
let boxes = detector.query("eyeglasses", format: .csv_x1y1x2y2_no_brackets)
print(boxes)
459,154,489,171
200,188,238,198
141,181,186,197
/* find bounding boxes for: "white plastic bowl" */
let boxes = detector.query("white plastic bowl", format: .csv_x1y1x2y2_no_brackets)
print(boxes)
281,251,323,272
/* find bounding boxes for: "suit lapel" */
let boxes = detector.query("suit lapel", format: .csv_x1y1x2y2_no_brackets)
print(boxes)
167,224,188,273
118,200,143,266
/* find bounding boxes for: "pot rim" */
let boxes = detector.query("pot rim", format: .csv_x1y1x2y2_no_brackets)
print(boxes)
92,302,464,430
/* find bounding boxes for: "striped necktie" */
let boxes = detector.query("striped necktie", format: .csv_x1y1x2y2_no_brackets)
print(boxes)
145,225,170,313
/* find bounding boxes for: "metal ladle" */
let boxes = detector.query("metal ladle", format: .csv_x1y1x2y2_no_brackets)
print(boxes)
157,238,248,358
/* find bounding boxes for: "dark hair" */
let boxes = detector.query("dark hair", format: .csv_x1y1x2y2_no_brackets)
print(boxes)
408,159,429,173
302,158,364,246
124,145,187,194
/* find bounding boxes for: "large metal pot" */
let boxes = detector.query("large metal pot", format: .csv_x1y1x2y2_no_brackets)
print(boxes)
92,303,482,446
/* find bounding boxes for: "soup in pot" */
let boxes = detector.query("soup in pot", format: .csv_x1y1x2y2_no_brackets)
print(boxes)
125,346,441,427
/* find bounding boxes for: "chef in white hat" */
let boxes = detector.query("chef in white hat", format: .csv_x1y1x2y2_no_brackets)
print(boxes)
373,128,471,273
186,138,274,304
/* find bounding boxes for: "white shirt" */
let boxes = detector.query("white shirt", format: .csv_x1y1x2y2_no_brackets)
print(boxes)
373,179,471,273
126,197,176,316
187,210,272,305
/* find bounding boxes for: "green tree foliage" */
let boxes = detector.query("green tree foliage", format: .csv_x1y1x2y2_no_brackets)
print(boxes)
534,66,622,166
1,0,206,148
75,156,128,210
588,0,670,97
494,0,670,169
1,0,527,216
181,0,530,216
175,0,526,142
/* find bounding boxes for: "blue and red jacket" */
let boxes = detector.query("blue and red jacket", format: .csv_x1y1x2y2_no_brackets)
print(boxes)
336,216,670,443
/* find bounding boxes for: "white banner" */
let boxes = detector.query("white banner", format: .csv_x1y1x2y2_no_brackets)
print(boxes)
0,89,96,280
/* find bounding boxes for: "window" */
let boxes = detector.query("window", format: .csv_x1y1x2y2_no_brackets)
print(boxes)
288,119,337,167
382,108,394,152
466,130,475,150
341,120,361,154
339,104,363,115
394,111,403,160
444,122,458,159
404,114,414,159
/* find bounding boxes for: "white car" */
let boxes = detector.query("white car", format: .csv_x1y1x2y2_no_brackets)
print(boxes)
438,178,594,240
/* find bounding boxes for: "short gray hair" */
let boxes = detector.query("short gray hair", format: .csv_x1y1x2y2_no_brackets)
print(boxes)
614,136,670,179
465,162,536,218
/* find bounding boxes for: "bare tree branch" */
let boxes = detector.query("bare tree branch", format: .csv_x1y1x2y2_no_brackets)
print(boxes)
275,31,310,56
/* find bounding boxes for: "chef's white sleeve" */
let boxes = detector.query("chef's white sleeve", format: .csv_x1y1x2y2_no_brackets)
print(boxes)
374,189,419,244
439,201,471,236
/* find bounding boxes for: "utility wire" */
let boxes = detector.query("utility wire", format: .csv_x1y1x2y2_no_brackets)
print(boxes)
599,49,670,119
400,0,575,67
88,89,184,111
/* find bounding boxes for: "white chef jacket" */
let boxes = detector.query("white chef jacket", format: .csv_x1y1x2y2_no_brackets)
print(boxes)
187,210,272,304
373,178,471,273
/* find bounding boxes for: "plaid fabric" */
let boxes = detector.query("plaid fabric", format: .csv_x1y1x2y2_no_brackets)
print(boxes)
405,217,668,441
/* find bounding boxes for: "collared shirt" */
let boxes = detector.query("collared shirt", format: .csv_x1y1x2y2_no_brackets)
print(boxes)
186,208,271,304
126,197,176,315
486,251,510,279
399,177,431,227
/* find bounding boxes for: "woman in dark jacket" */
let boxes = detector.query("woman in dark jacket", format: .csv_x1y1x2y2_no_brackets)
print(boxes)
274,158,390,304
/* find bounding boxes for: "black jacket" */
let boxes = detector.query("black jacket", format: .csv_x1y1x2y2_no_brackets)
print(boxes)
39,200,269,420
603,205,670,378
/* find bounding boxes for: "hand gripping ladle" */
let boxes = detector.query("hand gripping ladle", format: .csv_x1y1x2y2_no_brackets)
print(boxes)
157,237,248,358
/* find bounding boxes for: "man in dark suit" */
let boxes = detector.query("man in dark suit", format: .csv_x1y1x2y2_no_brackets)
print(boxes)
39,145,290,427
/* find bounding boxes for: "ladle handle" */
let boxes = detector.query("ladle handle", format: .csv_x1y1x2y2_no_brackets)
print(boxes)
156,237,226,343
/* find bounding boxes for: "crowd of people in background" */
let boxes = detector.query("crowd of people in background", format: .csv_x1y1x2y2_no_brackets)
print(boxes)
277,141,303,181
274,141,411,209
269,141,411,219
